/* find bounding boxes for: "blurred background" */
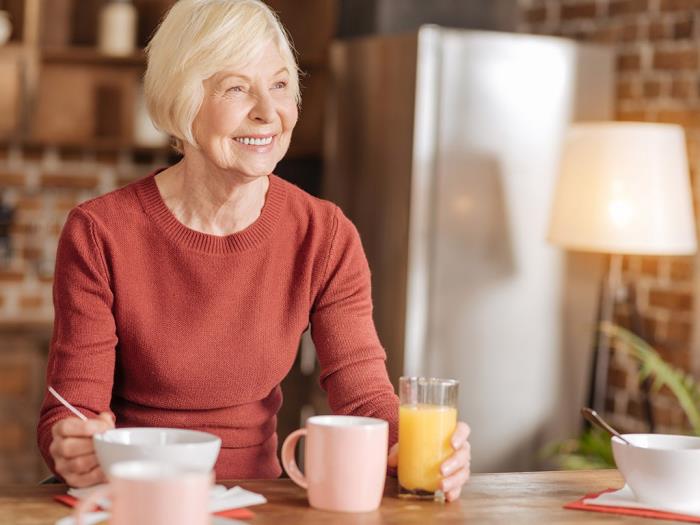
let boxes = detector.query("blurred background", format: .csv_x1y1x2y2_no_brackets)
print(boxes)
1,0,699,484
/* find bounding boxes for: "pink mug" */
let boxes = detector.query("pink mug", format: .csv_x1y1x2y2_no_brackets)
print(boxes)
74,460,211,525
281,415,388,512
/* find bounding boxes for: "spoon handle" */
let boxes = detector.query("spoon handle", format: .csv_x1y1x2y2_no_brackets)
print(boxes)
581,407,631,445
49,386,89,421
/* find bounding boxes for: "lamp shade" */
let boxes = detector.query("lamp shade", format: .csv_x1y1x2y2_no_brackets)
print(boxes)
547,122,697,255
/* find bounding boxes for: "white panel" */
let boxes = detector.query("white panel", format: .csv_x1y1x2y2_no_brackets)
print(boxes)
404,26,442,377
407,29,612,472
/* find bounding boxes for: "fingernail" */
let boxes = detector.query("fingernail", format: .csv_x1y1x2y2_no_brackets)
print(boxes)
441,461,456,476
441,480,452,493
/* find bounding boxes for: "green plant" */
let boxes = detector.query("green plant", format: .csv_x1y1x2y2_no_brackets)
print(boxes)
542,427,615,469
602,322,700,435
545,322,700,469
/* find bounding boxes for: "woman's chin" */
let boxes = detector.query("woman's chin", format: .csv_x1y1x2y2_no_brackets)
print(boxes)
206,155,277,179
221,156,279,179
223,166,275,180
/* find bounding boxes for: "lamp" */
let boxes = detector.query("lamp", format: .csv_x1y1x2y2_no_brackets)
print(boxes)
548,122,697,425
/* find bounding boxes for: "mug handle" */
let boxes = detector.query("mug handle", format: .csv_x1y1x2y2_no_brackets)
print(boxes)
281,428,308,489
74,485,111,525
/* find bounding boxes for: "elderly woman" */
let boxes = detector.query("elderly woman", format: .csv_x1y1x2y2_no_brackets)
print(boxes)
37,0,470,500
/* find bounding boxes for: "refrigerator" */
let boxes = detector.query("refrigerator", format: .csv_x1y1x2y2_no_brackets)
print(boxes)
323,27,614,472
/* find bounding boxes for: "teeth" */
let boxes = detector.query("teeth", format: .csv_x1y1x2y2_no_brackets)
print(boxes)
235,136,273,146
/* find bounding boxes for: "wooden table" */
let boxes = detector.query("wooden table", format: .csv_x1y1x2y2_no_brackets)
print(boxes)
0,469,683,524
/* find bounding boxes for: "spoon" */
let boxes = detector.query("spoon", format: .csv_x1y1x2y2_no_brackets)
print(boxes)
49,386,88,421
581,407,631,445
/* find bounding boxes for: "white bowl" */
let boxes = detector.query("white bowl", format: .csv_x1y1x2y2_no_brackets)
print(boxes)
612,433,700,510
94,428,221,473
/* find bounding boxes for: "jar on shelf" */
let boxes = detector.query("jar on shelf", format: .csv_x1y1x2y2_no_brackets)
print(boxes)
98,0,138,56
0,10,12,46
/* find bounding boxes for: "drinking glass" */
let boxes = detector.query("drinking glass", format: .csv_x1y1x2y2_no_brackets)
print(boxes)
398,377,459,502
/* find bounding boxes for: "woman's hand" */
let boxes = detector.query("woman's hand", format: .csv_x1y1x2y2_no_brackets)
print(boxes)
49,412,115,487
438,421,471,500
387,421,471,502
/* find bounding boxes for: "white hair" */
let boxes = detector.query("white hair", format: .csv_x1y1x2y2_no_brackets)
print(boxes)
144,0,300,152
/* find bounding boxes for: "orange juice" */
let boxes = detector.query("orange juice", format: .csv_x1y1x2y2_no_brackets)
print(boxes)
398,403,457,493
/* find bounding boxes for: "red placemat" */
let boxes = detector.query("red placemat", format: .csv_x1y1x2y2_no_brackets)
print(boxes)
54,494,255,519
565,489,700,523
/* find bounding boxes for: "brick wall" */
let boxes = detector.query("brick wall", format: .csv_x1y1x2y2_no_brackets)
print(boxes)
0,146,171,323
0,328,53,483
0,148,168,481
519,0,699,433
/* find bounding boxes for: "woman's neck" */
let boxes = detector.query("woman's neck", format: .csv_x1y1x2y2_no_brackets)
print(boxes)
154,157,269,236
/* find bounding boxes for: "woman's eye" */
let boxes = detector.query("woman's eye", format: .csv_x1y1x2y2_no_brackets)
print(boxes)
227,86,245,93
272,81,287,89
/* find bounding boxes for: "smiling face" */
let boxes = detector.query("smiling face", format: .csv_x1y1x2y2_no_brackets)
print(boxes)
190,41,298,179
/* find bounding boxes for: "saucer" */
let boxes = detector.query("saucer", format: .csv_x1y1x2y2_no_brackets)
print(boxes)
56,513,245,525
584,484,700,517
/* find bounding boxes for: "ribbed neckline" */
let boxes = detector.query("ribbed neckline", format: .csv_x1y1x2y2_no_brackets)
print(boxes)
135,170,287,254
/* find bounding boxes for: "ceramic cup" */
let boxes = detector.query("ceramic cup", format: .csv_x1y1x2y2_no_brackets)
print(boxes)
281,415,388,512
74,460,211,525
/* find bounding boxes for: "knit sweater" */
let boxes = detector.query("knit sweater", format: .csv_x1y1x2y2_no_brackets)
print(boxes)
37,172,399,480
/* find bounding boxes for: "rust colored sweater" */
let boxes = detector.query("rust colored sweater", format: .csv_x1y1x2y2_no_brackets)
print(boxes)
37,172,399,480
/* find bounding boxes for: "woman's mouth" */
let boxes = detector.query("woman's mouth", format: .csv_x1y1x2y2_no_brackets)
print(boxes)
233,135,274,146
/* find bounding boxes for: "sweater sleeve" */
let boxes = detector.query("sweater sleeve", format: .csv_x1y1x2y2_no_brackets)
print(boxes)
309,206,399,447
37,207,117,475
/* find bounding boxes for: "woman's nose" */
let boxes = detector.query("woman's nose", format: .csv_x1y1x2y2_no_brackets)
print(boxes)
250,91,276,123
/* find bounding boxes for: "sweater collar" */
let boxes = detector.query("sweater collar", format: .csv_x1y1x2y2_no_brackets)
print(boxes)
135,169,287,254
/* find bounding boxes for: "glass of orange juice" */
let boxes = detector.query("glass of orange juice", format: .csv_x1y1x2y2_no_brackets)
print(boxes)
398,376,458,502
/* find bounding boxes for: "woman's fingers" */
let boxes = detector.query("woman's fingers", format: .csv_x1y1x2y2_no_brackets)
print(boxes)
49,436,94,459
438,421,471,502
63,465,107,489
442,466,470,500
450,422,471,449
387,443,399,468
446,484,463,502
65,453,100,475
50,415,114,487
52,416,113,439
441,442,470,477
98,412,116,429
55,453,100,476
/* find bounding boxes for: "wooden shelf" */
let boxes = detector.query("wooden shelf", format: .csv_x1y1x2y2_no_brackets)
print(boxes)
40,47,146,67
3,0,333,158
1,138,172,154
37,47,327,70
38,47,327,71
0,43,30,57
0,319,53,334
